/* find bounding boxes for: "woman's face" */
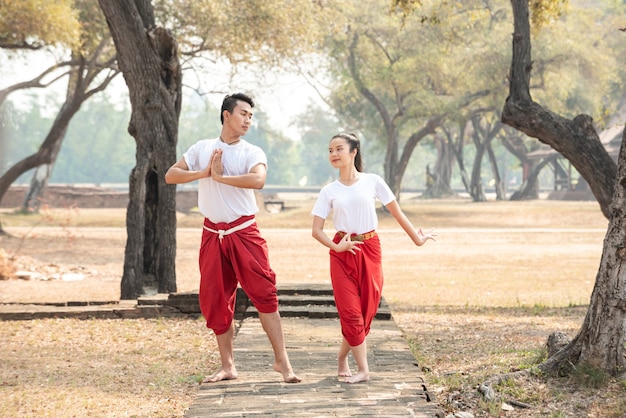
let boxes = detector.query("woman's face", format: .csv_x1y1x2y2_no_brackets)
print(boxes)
328,137,356,169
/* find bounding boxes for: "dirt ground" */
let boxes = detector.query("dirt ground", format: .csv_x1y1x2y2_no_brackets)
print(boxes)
0,197,608,306
1,199,624,417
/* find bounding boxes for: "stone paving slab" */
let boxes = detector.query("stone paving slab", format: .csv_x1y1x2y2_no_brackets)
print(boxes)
185,317,442,417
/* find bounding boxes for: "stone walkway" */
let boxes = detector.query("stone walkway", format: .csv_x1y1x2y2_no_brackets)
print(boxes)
185,316,442,417
0,285,444,417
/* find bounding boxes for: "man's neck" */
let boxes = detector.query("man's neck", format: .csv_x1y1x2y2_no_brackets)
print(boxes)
220,135,241,145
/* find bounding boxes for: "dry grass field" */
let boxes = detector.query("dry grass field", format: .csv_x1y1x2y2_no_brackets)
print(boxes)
1,196,624,417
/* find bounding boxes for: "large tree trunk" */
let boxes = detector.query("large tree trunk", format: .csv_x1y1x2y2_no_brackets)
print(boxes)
502,0,625,375
538,128,626,376
502,0,615,218
98,0,180,299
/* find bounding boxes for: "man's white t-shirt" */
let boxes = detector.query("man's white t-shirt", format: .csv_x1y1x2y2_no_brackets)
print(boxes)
311,173,396,235
183,138,267,223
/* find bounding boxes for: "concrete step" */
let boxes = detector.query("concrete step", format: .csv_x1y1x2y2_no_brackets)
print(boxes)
0,301,140,320
162,286,393,320
246,305,339,319
1,285,393,321
246,302,392,320
275,284,335,296
278,294,336,306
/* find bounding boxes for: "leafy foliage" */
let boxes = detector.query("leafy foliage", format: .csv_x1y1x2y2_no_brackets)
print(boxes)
154,0,326,65
529,2,623,122
530,0,569,33
0,0,81,49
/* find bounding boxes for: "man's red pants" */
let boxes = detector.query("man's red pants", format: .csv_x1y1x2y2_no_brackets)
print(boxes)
198,215,278,335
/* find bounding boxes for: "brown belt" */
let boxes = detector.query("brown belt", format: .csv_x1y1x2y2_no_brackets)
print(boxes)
337,231,377,242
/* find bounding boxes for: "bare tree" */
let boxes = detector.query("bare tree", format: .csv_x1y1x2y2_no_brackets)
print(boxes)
501,0,615,219
0,43,118,235
0,0,119,233
97,0,324,299
0,64,71,105
483,0,626,386
98,0,181,299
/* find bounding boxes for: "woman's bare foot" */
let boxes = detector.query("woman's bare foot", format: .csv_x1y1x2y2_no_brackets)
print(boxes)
273,362,301,383
344,370,369,384
203,368,238,383
337,357,352,377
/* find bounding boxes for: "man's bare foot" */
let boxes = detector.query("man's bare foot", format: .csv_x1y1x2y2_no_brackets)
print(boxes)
203,368,238,383
344,370,369,384
337,357,352,377
273,362,301,383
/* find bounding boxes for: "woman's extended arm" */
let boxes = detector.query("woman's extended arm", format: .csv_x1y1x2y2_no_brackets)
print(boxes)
385,200,437,246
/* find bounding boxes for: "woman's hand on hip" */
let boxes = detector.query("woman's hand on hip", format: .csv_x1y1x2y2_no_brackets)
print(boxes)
335,234,363,255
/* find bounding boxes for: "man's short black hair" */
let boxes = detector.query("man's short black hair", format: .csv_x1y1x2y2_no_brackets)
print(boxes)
221,93,255,124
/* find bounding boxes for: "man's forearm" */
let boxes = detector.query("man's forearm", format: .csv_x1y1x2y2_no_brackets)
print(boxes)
165,167,205,184
212,172,265,189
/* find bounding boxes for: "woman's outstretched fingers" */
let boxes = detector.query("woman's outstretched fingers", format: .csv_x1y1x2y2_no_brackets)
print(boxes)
417,227,437,244
341,234,362,254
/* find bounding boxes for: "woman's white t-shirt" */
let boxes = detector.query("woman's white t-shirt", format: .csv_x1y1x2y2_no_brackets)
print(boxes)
183,138,266,223
311,173,395,234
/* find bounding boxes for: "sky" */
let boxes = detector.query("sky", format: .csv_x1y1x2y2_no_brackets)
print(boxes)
1,51,329,141
188,59,329,140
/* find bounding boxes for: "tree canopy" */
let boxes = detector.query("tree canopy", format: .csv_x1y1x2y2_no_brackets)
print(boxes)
0,0,81,49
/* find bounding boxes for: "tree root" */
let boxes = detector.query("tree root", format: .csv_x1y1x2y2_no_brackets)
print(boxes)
478,369,531,401
478,330,583,408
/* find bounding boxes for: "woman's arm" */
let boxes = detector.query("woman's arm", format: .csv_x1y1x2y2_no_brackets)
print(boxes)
385,200,437,246
311,215,362,254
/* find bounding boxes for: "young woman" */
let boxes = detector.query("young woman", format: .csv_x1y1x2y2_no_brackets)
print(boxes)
311,132,436,384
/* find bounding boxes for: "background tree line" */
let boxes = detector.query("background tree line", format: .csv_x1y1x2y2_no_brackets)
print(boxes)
1,0,622,292
1,89,532,191
2,0,621,203
3,0,626,383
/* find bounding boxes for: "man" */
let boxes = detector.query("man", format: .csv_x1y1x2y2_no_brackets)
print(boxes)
165,93,300,383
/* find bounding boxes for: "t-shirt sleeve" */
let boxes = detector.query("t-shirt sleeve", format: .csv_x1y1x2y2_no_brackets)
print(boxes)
374,175,396,206
311,187,331,219
183,142,201,171
247,145,268,173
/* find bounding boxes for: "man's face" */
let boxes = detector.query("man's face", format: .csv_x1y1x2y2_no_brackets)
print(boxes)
224,100,253,136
